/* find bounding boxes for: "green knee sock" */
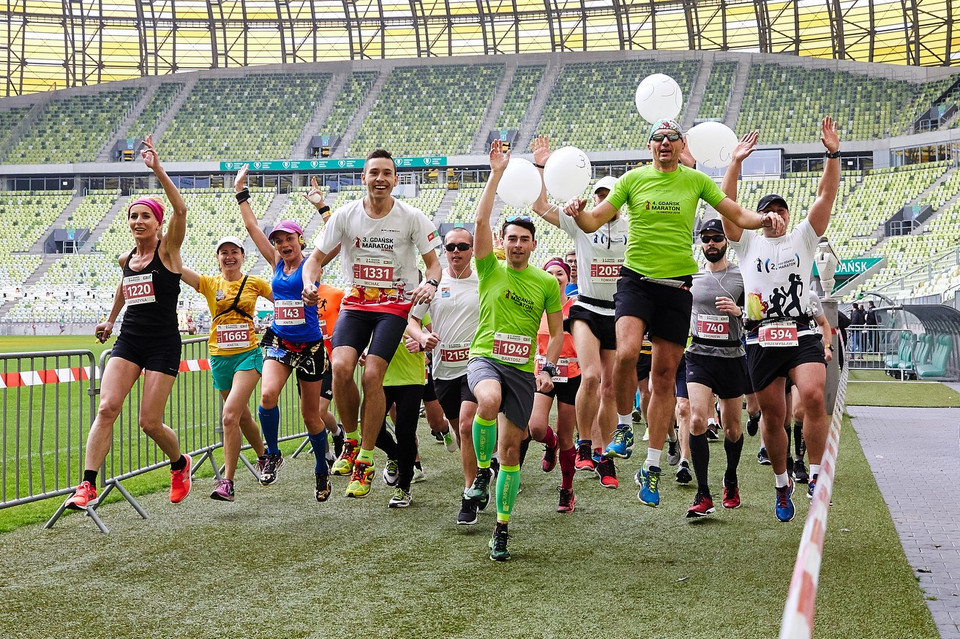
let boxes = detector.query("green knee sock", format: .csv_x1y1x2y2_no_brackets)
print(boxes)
472,416,497,468
496,464,521,522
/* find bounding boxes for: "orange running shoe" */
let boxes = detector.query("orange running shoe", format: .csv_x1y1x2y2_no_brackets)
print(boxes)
331,438,359,476
65,480,98,510
169,453,192,503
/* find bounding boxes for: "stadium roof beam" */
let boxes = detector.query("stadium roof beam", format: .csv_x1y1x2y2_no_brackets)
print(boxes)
2,0,28,96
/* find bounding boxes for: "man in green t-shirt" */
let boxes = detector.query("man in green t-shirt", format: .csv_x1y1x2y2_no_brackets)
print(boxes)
466,140,564,561
565,118,784,508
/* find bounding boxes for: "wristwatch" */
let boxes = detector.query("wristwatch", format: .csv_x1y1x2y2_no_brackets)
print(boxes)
825,151,841,159
541,362,558,377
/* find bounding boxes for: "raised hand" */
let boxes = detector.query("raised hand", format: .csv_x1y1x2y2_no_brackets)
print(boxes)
563,197,586,218
489,139,510,174
140,134,159,170
234,165,249,193
531,135,551,167
304,176,326,208
732,130,759,164
821,117,839,154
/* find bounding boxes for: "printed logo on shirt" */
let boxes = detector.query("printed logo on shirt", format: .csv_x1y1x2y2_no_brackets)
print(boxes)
354,235,396,251
427,230,438,242
644,200,682,214
503,289,535,314
756,253,802,273
215,289,226,301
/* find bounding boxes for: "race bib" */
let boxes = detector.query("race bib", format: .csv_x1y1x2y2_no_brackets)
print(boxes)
122,273,155,306
697,314,730,340
590,258,620,283
758,322,798,347
274,299,305,326
438,341,471,366
216,323,250,349
492,332,532,365
319,319,329,337
352,257,395,288
535,355,575,382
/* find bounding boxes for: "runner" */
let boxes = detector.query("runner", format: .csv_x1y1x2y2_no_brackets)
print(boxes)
410,226,483,525
465,140,563,561
721,118,840,521
564,119,784,507
64,135,193,510
302,149,441,498
527,257,581,512
180,236,271,501
681,218,748,517
236,166,331,502
791,292,834,485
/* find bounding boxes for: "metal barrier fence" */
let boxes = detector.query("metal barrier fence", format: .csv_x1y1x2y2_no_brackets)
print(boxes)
845,326,903,369
1,338,327,532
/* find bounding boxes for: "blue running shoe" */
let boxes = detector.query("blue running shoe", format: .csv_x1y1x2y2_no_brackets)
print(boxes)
604,425,634,459
637,465,662,507
775,479,795,522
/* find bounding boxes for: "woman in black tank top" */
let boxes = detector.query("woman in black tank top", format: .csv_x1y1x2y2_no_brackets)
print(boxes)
63,135,196,512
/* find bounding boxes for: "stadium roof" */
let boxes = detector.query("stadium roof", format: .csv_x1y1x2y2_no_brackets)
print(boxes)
1,0,956,96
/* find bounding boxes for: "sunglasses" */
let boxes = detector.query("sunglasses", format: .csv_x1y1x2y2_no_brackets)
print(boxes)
651,132,682,142
445,242,472,252
505,215,533,223
700,234,726,244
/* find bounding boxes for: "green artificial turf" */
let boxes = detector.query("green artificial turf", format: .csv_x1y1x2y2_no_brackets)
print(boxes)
847,369,960,407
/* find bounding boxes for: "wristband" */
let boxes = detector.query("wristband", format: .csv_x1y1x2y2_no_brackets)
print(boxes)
426,279,440,288
235,188,251,205
825,151,840,159
533,163,545,169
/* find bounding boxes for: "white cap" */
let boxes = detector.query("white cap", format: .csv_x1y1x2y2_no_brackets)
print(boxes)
215,236,245,252
593,176,618,194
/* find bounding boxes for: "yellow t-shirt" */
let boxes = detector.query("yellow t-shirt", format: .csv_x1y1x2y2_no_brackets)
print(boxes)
198,274,272,356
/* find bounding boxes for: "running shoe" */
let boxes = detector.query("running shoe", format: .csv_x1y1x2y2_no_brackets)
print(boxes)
489,527,511,562
637,465,662,507
332,425,345,458
541,440,558,473
666,436,680,466
641,426,650,442
489,458,500,481
757,447,771,465
257,455,267,476
632,409,642,423
808,474,818,501
604,425,634,459
574,441,597,472
557,487,576,513
793,459,810,484
706,422,720,441
431,429,444,443
382,458,399,486
345,461,374,498
722,482,741,509
746,412,760,437
65,480,97,510
210,478,235,502
259,452,284,485
170,453,192,503
465,468,492,504
675,460,692,484
591,448,603,467
443,430,458,453
388,487,412,508
686,491,715,518
331,438,358,476
596,459,618,489
775,479,796,522
457,496,479,525
412,463,426,483
315,473,332,502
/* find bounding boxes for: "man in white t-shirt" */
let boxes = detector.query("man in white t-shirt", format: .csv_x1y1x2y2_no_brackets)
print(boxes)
302,149,441,499
721,118,840,523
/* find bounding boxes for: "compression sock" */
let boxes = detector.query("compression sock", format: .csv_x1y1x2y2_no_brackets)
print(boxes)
794,420,805,458
495,463,521,523
518,434,532,468
688,432,711,496
308,431,328,474
723,434,744,485
472,416,497,468
559,446,576,490
540,427,558,448
258,405,281,454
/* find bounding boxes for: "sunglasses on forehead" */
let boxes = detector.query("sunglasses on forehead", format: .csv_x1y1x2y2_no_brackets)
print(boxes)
505,214,533,223
651,132,682,142
700,234,726,244
445,242,472,252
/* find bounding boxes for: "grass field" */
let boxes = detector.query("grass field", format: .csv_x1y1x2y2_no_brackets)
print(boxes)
847,369,960,407
0,337,943,637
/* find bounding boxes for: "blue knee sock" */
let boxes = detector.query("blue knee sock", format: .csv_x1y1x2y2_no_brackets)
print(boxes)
258,405,280,455
308,431,328,474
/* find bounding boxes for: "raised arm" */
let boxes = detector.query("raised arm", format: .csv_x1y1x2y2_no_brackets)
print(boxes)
563,197,617,234
475,140,510,261
180,266,201,292
718,131,783,241
529,136,561,227
235,165,277,268
143,135,186,270
807,117,840,237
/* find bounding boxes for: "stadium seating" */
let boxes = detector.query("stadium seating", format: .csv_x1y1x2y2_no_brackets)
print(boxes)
129,83,184,141
67,190,120,229
2,88,143,164
0,107,31,138
496,66,545,131
535,60,699,151
916,333,954,378
0,191,72,253
321,72,379,136
160,74,331,161
349,65,504,156
698,61,737,121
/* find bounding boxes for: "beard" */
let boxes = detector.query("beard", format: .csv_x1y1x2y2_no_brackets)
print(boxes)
703,245,727,263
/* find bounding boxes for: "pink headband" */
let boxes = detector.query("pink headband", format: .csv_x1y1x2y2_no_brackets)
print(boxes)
543,258,571,279
128,198,165,225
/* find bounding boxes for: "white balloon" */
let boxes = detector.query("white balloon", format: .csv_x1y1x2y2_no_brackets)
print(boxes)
496,158,542,208
685,121,740,169
635,73,683,123
543,146,592,201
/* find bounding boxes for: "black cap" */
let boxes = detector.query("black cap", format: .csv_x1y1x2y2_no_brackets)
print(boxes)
698,218,724,237
757,193,788,212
